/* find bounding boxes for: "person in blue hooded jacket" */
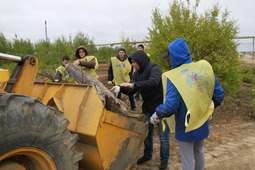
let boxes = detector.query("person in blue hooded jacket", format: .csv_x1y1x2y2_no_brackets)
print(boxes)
150,38,224,170
111,50,170,169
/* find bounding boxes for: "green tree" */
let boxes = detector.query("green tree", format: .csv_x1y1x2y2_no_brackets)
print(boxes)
11,38,34,56
94,36,137,63
147,0,242,96
52,36,73,62
120,36,137,56
0,33,11,54
95,46,118,63
34,40,54,73
0,36,35,72
0,33,12,67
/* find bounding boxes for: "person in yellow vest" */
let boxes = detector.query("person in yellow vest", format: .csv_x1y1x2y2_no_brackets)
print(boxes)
108,47,136,110
54,55,77,83
150,38,225,170
73,45,99,79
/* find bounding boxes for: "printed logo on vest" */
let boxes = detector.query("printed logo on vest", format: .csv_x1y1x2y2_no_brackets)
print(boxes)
185,66,209,89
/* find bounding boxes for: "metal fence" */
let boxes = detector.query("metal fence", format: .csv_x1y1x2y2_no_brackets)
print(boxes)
234,36,255,61
95,36,255,60
234,36,255,52
96,36,254,51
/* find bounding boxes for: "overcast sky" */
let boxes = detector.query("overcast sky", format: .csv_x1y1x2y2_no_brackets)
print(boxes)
0,0,254,46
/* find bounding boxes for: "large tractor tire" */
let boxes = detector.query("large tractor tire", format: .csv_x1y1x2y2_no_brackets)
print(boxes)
0,93,83,170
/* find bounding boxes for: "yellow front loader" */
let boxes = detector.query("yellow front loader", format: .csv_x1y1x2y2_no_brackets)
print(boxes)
0,53,147,170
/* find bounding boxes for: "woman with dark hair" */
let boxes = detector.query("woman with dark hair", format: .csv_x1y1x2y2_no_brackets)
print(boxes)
73,45,99,79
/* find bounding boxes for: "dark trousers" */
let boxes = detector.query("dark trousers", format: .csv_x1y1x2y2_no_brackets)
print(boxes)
143,114,170,163
117,92,136,109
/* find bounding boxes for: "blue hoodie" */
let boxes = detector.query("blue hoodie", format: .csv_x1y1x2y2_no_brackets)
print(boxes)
156,38,224,141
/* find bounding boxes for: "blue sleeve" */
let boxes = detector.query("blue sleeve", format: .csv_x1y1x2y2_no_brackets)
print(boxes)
213,75,225,108
156,79,180,117
54,71,62,81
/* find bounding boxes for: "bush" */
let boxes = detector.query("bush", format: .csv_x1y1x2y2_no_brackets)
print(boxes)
241,66,255,84
253,90,255,117
94,36,137,63
147,0,242,96
95,46,118,63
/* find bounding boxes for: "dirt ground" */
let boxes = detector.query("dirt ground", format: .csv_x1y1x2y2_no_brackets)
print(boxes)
97,63,255,170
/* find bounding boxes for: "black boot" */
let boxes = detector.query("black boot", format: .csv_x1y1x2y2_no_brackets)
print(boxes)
136,156,151,165
159,162,168,169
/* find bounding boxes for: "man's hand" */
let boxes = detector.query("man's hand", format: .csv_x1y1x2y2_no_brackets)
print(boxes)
108,81,113,84
150,112,161,125
111,86,120,97
120,83,134,88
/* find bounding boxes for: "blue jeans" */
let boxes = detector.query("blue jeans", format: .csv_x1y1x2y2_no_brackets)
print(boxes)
142,114,170,163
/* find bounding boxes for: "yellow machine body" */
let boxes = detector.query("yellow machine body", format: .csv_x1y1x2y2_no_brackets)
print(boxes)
0,55,147,170
31,82,147,169
0,69,9,83
0,69,9,92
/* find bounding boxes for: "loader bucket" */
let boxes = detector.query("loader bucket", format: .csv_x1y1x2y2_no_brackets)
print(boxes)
0,69,9,92
31,82,147,170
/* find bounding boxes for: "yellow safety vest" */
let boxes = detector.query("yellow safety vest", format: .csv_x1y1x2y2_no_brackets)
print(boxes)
55,65,77,83
78,56,99,79
162,60,215,133
111,57,132,85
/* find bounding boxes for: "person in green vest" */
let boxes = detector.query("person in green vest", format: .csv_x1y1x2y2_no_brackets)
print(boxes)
150,38,225,170
73,45,99,79
108,47,136,110
54,55,77,83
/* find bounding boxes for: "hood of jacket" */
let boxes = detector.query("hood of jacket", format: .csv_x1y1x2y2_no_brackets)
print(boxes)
129,50,149,72
75,45,88,59
168,38,192,69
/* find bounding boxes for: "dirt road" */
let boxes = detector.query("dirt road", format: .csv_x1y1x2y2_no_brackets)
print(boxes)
129,83,255,170
206,121,255,169
129,120,255,170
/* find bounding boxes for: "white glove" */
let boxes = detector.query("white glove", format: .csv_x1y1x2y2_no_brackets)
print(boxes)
111,86,120,97
150,112,161,125
54,79,60,82
209,115,212,121
108,81,113,84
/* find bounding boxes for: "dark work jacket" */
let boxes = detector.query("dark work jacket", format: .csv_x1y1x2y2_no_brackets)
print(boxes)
121,50,163,115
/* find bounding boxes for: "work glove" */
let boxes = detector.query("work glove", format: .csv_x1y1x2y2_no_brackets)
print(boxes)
150,112,161,125
108,81,113,84
111,86,120,97
209,115,212,121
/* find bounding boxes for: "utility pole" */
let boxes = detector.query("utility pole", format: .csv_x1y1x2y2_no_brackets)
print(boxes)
44,20,48,42
252,37,254,60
